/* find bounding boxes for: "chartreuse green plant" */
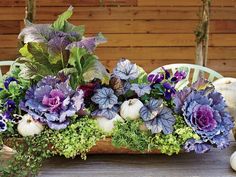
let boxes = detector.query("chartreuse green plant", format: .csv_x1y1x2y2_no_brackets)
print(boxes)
51,116,105,160
112,119,151,152
112,115,199,155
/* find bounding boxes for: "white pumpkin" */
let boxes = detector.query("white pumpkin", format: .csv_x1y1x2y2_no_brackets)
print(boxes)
213,77,236,119
120,98,144,120
17,114,44,137
95,114,124,133
230,151,236,171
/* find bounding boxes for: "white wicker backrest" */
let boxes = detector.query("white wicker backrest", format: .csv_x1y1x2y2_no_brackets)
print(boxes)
149,63,223,90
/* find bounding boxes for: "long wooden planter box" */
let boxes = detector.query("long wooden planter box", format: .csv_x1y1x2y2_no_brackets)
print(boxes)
3,138,161,154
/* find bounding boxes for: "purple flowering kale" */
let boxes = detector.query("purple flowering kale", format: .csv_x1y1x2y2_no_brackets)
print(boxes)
174,78,234,152
130,83,151,97
66,33,107,53
20,76,84,130
113,59,140,80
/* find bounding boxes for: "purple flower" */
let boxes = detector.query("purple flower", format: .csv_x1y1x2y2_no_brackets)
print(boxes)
163,82,175,100
130,83,151,97
4,77,18,90
0,114,7,132
20,76,84,130
162,67,170,79
5,99,16,112
3,111,14,121
148,73,164,84
174,79,234,150
171,70,187,82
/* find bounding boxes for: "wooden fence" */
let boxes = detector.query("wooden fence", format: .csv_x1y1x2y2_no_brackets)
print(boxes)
0,0,236,76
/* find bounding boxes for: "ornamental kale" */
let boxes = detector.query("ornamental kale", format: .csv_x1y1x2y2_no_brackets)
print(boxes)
174,78,234,152
20,75,84,130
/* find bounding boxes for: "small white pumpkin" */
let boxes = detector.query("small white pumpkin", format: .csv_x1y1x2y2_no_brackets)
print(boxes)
17,114,44,137
120,98,144,120
95,114,124,133
213,77,236,119
230,151,236,171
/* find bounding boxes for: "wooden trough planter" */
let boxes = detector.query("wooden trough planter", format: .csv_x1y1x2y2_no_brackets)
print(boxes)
3,138,161,155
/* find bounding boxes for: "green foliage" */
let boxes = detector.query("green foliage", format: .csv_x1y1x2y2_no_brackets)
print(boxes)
68,47,110,88
51,6,84,35
149,115,199,155
112,119,151,152
0,131,52,177
18,42,59,80
50,116,104,159
52,6,73,31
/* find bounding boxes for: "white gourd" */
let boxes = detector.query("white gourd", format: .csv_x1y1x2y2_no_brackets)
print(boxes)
213,77,236,119
95,114,124,133
230,151,236,171
120,98,144,120
17,114,44,137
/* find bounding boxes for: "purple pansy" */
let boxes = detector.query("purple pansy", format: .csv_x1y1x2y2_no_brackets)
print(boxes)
20,75,84,130
5,99,16,112
162,67,170,79
148,73,164,84
171,70,187,82
163,82,176,100
130,83,151,97
4,77,18,90
0,114,7,132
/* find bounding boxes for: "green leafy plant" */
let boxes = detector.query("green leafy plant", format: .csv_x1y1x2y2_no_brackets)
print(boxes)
0,131,52,177
149,115,200,155
51,116,104,159
112,119,151,152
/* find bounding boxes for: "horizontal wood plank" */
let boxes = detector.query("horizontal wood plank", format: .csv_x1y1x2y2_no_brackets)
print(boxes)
0,21,20,34
33,20,236,34
3,34,236,47
1,47,236,61
0,0,137,7
1,0,235,7
100,34,236,47
138,0,236,7
2,7,236,21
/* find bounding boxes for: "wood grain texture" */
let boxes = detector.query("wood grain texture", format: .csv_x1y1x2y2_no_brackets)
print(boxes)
0,1,235,77
1,141,236,177
39,142,236,177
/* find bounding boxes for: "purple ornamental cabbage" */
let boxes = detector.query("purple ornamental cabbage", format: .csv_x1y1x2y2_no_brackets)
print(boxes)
174,78,234,152
20,76,84,130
